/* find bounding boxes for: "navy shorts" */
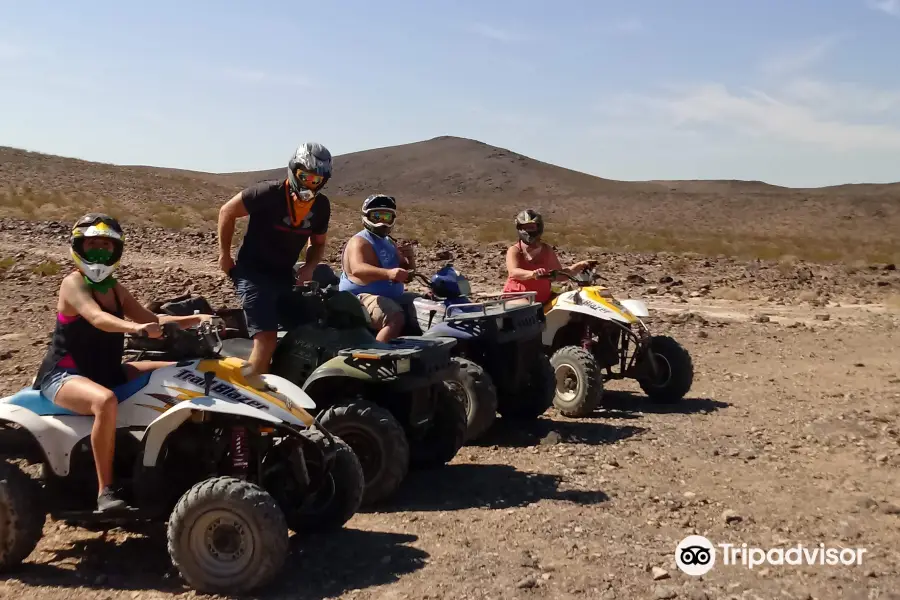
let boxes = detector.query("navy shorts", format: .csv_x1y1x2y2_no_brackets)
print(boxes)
230,264,293,338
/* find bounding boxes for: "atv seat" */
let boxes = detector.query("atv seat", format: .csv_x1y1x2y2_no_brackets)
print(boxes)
2,373,152,417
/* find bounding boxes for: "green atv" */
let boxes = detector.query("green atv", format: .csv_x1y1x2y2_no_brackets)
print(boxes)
149,283,467,507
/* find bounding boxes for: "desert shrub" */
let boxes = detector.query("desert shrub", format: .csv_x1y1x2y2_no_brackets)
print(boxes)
32,260,62,276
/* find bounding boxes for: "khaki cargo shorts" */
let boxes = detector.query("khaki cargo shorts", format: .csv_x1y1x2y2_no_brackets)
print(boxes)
357,293,406,329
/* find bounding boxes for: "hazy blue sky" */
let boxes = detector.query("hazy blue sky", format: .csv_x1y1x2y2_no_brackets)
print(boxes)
2,0,899,187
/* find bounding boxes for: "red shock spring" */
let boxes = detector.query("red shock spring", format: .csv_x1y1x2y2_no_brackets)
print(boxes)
231,426,249,474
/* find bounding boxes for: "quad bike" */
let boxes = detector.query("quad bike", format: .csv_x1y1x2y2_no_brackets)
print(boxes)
0,320,364,595
398,265,555,440
149,281,467,508
536,269,694,417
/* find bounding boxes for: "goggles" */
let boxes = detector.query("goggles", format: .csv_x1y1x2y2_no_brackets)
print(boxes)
294,169,326,189
517,222,539,232
366,209,396,225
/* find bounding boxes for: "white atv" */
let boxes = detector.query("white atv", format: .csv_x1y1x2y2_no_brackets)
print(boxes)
538,269,694,417
0,320,364,595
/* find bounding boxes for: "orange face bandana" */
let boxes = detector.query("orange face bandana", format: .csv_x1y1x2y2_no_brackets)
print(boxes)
284,179,317,227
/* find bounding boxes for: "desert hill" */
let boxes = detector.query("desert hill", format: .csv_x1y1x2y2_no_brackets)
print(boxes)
1,137,899,264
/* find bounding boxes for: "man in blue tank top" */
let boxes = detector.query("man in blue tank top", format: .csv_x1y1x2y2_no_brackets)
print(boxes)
339,195,416,341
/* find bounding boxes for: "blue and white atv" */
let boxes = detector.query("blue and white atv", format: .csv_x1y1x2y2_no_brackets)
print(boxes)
400,265,555,440
0,319,364,595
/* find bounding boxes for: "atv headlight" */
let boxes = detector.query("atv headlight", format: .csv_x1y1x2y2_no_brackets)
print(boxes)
397,358,411,374
495,317,504,329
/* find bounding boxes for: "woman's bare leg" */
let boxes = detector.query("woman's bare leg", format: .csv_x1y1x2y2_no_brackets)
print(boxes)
123,360,174,380
53,378,121,503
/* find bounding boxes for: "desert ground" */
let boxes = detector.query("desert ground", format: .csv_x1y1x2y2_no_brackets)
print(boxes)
0,214,898,600
0,138,899,599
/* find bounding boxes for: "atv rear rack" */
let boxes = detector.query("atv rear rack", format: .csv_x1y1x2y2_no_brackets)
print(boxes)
335,337,457,381
440,291,537,320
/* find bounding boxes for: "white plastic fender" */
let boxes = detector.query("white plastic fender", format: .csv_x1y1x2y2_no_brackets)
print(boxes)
0,404,93,476
218,337,253,360
620,299,650,318
542,297,636,346
141,395,284,468
258,374,317,410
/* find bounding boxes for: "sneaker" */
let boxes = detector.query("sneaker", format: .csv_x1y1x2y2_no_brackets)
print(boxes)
97,486,128,512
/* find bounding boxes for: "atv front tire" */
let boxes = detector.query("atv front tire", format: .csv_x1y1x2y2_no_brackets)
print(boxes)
637,335,694,403
449,357,498,442
167,476,289,595
317,400,409,506
408,383,467,468
287,429,364,532
0,461,45,570
497,352,555,421
550,346,603,417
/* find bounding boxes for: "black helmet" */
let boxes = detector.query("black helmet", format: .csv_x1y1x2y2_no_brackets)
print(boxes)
514,208,543,244
361,194,397,238
70,213,125,283
287,142,332,201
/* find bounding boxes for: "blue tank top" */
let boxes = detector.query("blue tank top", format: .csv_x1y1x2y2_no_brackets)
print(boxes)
338,229,405,299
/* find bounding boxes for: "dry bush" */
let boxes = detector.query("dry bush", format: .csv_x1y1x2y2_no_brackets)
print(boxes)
31,260,61,276
777,255,799,276
796,290,820,303
709,286,752,301
0,257,15,271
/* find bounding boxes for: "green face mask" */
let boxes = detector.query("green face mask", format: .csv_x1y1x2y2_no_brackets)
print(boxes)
81,247,117,292
83,248,113,264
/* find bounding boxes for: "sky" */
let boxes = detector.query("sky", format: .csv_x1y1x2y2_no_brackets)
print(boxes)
1,0,900,187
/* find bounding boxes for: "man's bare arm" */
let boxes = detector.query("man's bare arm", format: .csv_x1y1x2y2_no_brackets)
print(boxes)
345,237,395,283
218,192,248,271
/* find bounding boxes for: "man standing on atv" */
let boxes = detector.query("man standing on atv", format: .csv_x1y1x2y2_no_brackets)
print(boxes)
503,209,595,305
217,143,333,375
338,194,416,341
32,213,215,512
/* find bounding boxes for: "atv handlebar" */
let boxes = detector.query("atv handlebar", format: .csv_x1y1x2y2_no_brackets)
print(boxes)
536,266,605,286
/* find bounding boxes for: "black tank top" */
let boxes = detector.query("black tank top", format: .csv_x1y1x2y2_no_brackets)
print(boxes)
33,286,128,390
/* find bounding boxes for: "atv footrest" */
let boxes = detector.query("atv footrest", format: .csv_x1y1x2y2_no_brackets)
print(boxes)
51,507,152,524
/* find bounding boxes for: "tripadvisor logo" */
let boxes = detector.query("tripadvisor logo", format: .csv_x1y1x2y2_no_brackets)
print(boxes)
676,535,716,576
675,536,867,575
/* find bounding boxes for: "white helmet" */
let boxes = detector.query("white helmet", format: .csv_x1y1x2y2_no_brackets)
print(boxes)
70,213,124,284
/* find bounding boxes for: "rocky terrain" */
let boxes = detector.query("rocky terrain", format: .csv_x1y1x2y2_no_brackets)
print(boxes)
0,214,898,600
0,138,899,599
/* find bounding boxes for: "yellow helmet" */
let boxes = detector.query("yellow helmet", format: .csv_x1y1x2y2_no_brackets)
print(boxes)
70,213,125,283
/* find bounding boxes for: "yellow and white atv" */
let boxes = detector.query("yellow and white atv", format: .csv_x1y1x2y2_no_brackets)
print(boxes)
537,269,694,417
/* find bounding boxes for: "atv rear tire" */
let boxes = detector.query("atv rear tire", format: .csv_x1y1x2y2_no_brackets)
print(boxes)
317,400,409,506
167,476,288,595
449,357,498,442
0,461,46,571
637,335,694,403
497,352,555,421
287,429,364,532
408,383,467,468
550,346,603,417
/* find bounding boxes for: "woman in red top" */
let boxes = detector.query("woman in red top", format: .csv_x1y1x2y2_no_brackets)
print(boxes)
502,209,594,305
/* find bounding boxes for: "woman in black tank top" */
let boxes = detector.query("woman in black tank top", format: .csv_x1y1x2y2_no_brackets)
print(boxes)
33,214,215,512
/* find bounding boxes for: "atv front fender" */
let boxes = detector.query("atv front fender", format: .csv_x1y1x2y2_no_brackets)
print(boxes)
141,396,283,468
303,357,375,391
0,404,90,477
620,299,650,318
